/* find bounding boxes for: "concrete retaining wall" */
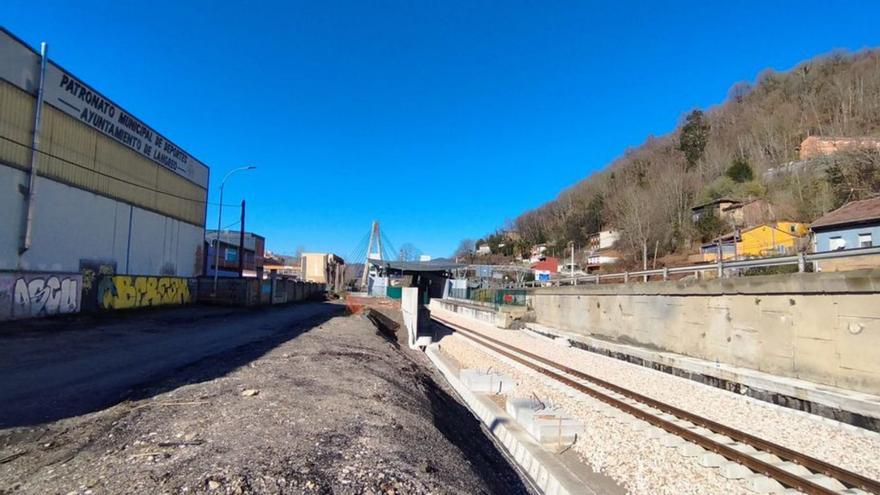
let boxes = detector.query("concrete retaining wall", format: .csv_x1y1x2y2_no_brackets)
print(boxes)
194,277,324,306
528,269,880,395
0,270,82,320
95,275,193,310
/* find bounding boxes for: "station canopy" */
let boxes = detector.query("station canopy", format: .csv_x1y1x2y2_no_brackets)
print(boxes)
368,259,464,273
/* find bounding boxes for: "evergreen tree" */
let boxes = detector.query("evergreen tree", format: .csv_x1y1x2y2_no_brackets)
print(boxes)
726,157,754,183
678,110,710,170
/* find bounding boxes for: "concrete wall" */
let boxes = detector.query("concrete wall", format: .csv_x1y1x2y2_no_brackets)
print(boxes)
193,277,323,307
528,269,880,395
96,275,192,310
1,165,203,276
0,271,82,320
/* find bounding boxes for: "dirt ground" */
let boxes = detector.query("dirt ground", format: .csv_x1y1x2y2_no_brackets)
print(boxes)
0,303,531,495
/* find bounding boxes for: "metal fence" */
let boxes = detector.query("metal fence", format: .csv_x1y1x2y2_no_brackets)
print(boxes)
525,246,880,288
447,287,527,307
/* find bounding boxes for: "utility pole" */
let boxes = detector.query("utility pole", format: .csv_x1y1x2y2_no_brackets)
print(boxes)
238,199,246,277
569,241,575,282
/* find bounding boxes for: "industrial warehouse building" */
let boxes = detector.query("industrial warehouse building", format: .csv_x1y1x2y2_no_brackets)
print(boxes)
0,28,209,277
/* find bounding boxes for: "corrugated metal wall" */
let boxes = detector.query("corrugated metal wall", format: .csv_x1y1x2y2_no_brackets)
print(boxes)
0,80,206,226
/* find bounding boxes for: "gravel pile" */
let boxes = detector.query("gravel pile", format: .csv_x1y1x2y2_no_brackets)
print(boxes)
0,309,531,495
433,310,880,481
438,333,753,495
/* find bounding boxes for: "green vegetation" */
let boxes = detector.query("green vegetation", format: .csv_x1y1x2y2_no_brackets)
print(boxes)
726,157,754,183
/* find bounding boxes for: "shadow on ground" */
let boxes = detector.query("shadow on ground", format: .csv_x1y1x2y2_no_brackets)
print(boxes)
0,302,344,428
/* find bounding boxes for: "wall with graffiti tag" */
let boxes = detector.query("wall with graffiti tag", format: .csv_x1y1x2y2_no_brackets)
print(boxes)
97,275,193,310
0,272,82,321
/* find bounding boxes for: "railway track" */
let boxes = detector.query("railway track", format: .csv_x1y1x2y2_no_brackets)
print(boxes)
431,314,880,495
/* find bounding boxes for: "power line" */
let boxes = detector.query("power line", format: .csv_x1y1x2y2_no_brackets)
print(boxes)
0,133,210,205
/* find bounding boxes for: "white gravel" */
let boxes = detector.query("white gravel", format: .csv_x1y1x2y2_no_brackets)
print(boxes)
433,308,880,488
438,332,754,495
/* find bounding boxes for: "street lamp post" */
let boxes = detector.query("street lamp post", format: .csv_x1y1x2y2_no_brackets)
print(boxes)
212,165,256,296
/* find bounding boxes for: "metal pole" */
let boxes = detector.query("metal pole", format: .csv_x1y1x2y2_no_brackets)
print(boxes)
238,199,246,277
20,42,48,255
212,182,225,295
212,166,255,296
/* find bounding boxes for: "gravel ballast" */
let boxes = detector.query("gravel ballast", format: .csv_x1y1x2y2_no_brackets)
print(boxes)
433,308,880,492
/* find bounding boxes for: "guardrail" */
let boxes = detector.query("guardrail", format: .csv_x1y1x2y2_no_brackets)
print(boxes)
524,246,880,288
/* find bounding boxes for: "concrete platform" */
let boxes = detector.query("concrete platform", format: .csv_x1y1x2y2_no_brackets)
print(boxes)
425,344,624,495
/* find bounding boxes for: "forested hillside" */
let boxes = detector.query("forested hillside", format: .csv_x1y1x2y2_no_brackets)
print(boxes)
498,49,880,265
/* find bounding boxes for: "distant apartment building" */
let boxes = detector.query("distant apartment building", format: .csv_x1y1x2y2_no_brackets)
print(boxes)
301,253,345,291
586,229,621,272
811,197,880,272
263,252,302,278
476,243,492,255
205,231,266,278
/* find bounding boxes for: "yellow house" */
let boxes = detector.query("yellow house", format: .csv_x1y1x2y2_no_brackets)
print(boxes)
701,222,809,261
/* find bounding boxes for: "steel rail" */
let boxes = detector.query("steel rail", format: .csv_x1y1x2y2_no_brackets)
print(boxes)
432,314,880,494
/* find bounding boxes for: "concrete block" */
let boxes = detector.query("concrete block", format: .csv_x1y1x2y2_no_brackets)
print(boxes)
506,397,585,445
659,434,685,448
528,411,584,445
752,453,782,464
801,474,845,491
687,426,713,436
774,461,811,477
707,433,735,445
699,452,727,468
677,442,705,457
719,461,753,479
729,443,758,455
506,397,545,428
746,474,785,494
838,489,871,495
460,369,515,394
645,426,666,439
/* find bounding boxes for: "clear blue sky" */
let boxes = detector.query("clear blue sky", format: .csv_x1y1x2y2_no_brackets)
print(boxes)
5,1,880,258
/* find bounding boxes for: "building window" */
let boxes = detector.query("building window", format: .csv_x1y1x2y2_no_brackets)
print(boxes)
859,233,873,248
225,248,238,262
829,236,846,251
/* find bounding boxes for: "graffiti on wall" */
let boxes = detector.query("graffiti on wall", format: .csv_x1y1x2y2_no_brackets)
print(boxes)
79,259,117,313
0,273,82,320
98,276,192,310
